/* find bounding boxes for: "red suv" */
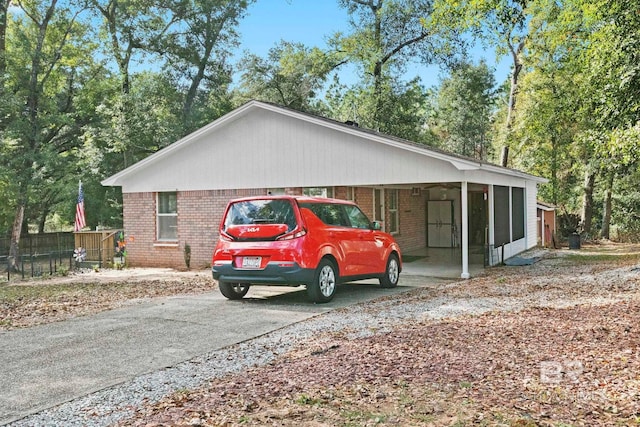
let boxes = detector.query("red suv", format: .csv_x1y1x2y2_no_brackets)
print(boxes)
211,196,402,303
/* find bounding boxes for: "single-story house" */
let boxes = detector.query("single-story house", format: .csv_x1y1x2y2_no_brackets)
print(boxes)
102,100,547,278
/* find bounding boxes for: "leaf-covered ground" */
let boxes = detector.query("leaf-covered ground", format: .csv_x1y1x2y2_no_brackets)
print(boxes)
119,246,640,427
0,269,215,329
2,244,640,426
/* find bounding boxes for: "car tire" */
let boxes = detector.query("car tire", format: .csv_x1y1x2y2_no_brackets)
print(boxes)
219,282,250,300
379,254,400,288
307,259,337,303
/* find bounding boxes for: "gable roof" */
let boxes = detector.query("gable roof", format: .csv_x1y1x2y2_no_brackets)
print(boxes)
102,100,546,192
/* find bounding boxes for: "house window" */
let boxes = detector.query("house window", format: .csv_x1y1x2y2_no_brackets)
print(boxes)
157,192,178,241
512,187,525,241
303,187,334,198
345,186,355,201
388,189,399,234
493,186,510,246
374,188,384,223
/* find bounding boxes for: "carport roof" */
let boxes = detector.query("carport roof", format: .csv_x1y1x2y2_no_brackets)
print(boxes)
102,100,547,190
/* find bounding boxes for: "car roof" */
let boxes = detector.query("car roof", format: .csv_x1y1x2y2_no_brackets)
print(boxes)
228,195,356,205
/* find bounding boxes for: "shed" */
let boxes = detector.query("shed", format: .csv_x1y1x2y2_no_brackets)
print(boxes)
102,101,547,277
537,201,557,248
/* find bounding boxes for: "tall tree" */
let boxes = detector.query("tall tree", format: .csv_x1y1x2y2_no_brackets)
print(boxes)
90,0,175,168
0,0,9,75
3,0,95,269
236,41,338,113
431,0,534,166
429,61,496,159
329,0,464,132
552,0,640,236
159,0,252,132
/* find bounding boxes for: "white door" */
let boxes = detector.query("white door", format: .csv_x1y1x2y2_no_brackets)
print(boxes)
427,200,454,247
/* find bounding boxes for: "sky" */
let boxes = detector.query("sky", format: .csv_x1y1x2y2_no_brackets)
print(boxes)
236,0,513,89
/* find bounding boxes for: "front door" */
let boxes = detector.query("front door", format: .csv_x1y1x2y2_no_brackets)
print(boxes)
427,200,454,248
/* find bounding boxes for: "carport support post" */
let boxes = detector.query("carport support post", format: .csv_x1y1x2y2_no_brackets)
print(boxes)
461,181,470,279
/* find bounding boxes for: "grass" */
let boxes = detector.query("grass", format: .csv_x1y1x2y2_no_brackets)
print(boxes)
563,252,640,263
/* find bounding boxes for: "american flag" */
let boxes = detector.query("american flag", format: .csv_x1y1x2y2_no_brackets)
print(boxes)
74,181,86,232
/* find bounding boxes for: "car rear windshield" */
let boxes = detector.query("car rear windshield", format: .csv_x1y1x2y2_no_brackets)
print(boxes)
224,199,297,232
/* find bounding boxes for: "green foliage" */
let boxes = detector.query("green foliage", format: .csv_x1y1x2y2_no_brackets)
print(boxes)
328,0,465,131
325,77,437,144
429,60,497,159
235,41,336,113
57,264,69,277
1,0,640,243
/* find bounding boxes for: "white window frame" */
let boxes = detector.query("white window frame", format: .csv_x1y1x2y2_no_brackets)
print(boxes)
373,188,385,226
388,189,399,234
156,192,178,241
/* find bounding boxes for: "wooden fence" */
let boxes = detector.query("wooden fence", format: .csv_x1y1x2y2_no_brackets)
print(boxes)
74,230,121,266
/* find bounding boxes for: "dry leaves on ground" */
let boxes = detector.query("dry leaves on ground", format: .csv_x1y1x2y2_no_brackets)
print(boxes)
119,247,640,427
121,300,640,427
0,270,215,329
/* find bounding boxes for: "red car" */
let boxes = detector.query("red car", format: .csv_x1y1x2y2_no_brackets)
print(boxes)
211,196,402,303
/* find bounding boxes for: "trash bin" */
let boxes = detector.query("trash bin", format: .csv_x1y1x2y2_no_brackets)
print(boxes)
568,232,581,250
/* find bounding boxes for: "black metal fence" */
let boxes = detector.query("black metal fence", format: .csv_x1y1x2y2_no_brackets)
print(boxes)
0,233,75,257
0,250,75,282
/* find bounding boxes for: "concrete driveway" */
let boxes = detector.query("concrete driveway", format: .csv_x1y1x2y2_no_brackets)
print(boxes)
0,275,443,425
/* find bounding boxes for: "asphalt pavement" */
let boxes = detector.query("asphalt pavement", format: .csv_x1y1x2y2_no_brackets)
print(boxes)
0,276,438,425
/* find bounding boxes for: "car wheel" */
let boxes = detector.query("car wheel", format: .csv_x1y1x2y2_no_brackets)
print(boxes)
379,254,400,288
307,259,337,303
218,281,250,300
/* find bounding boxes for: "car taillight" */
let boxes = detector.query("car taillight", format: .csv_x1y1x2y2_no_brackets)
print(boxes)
276,228,307,241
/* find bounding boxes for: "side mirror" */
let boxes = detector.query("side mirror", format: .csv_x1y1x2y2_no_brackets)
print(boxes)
371,221,382,230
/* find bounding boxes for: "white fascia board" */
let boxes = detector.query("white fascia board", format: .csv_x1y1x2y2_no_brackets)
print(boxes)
537,204,556,211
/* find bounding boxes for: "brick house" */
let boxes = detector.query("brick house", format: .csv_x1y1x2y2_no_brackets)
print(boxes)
102,101,546,277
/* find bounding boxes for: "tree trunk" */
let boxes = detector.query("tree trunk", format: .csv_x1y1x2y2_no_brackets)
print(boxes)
601,172,614,240
0,0,9,75
581,168,596,235
499,146,509,168
501,40,525,167
7,200,25,272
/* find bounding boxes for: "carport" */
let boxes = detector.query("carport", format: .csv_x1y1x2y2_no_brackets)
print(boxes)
401,247,486,278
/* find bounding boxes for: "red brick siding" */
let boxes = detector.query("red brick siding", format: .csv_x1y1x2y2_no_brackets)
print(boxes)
123,189,265,269
394,188,427,251
123,186,428,268
354,187,374,219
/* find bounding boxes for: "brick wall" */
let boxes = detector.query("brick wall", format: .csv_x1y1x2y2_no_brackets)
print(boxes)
123,189,265,269
123,186,428,269
395,188,427,251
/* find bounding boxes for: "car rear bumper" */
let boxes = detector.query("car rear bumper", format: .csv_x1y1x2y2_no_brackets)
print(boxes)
211,261,315,286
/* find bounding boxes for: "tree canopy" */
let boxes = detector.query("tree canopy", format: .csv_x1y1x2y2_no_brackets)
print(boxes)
1,0,640,257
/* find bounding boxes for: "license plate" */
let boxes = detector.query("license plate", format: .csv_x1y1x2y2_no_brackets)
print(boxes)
241,256,261,269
